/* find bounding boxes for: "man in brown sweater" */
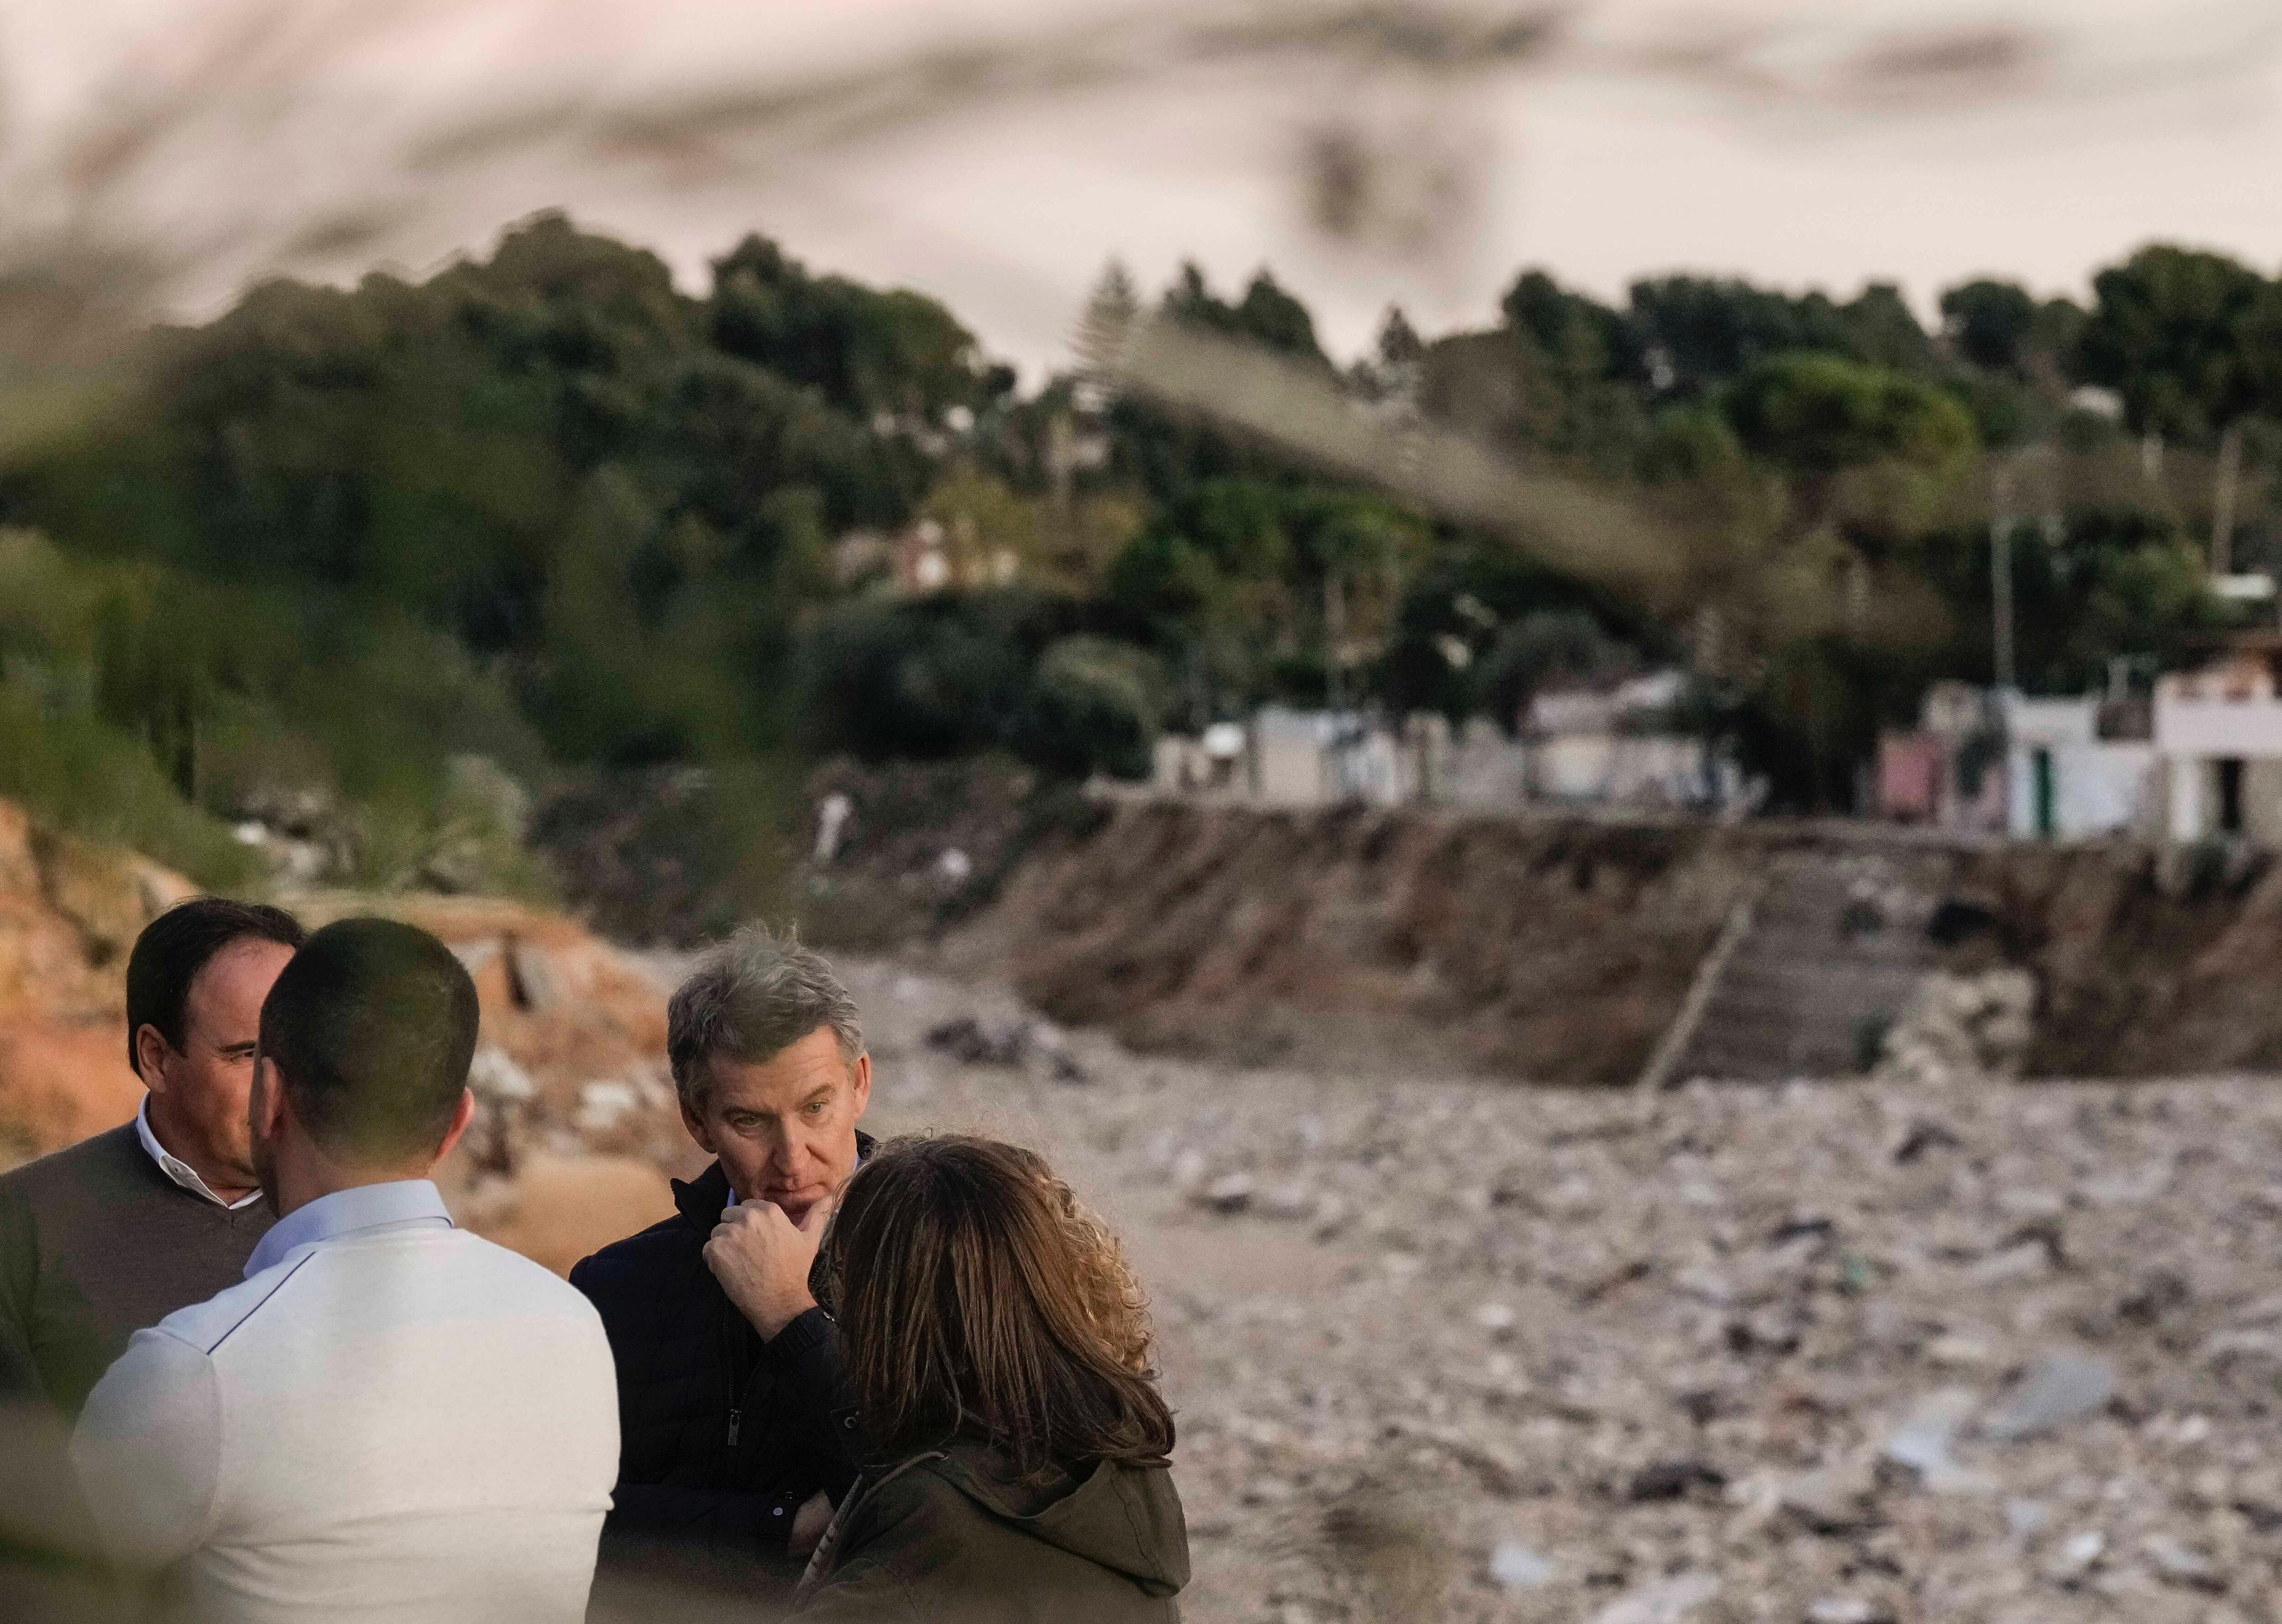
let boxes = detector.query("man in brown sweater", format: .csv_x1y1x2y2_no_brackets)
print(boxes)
0,898,304,1417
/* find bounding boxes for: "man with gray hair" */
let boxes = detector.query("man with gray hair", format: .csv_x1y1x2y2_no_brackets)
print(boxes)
570,928,874,1601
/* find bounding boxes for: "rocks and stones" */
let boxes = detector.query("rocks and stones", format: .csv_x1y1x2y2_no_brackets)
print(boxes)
1884,1388,1991,1492
1196,1173,1256,1214
1258,1182,1317,1220
2047,1528,2105,1582
2141,1532,2221,1589
1980,1351,2118,1441
1471,1301,1518,1336
1588,1571,1718,1624
468,1045,538,1104
1806,1600,1883,1624
1778,1462,1877,1534
1874,968,2036,1086
1627,1459,1726,1504
1486,1540,1554,1591
924,1015,1031,1066
804,956,2282,1624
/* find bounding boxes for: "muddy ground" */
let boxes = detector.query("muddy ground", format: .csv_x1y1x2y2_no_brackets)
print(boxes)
838,955,2282,1624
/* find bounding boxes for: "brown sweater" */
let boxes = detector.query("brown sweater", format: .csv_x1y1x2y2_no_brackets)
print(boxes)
0,1123,275,1416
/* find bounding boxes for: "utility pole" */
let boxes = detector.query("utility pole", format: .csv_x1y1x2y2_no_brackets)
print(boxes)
2212,421,2243,576
1991,461,2016,693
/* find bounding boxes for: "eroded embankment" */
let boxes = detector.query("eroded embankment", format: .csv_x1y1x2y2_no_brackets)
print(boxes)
943,801,2282,1083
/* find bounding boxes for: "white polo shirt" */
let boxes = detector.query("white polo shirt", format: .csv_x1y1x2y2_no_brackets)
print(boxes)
70,1180,618,1624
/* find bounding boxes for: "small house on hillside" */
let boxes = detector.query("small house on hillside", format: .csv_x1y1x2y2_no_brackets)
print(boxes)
1877,681,2154,839
1145,672,1748,812
1999,692,2154,840
1520,670,1738,809
2154,642,2282,842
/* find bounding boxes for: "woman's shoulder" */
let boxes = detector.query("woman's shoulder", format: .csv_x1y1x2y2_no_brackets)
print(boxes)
801,1447,1188,1619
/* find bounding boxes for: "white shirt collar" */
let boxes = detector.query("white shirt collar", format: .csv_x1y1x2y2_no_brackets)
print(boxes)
135,1097,264,1211
244,1179,453,1279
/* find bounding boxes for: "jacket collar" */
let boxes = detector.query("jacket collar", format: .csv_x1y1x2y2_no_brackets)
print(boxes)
671,1129,876,1228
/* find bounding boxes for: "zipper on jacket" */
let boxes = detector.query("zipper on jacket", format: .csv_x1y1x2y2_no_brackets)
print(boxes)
726,1337,769,1448
727,1359,768,1445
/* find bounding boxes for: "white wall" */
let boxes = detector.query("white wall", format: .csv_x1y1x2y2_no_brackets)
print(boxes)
2155,697,2282,759
2000,695,2098,748
2006,741,2155,838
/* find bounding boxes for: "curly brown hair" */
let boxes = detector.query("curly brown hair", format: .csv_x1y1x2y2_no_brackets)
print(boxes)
820,1135,1174,1475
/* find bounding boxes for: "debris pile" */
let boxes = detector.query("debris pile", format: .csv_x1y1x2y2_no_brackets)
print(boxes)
924,1014,1087,1082
1874,969,2038,1088
845,957,2282,1623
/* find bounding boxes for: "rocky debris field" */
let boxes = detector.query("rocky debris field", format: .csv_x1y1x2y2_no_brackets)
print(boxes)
838,956,2282,1624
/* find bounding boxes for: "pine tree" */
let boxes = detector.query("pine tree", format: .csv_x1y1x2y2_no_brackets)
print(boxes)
1072,259,1140,387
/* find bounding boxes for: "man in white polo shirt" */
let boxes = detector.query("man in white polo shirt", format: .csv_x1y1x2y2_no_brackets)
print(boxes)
69,917,618,1624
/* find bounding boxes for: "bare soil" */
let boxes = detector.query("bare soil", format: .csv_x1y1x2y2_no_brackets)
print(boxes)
938,799,2282,1084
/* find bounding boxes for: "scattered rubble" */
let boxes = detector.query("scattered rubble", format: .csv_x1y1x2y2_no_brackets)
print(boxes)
840,956,2282,1622
1487,1540,1554,1591
922,1013,1087,1082
1980,1352,2119,1443
1874,967,2037,1086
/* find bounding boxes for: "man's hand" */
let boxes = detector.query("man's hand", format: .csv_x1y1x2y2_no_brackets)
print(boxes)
789,1490,834,1558
704,1197,833,1340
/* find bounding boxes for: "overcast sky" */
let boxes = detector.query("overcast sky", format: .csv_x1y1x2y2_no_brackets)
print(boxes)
9,0,2282,374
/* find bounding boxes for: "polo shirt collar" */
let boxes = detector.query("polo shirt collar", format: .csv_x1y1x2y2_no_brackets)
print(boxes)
136,1097,263,1211
245,1179,453,1279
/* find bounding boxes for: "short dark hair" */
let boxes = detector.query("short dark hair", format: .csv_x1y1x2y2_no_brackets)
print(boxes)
257,918,479,1163
126,898,307,1074
821,1136,1174,1476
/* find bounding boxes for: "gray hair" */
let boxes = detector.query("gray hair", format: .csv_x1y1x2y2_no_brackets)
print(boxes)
666,928,864,1109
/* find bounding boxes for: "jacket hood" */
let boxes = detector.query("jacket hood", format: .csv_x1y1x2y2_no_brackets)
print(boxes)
926,1442,1189,1597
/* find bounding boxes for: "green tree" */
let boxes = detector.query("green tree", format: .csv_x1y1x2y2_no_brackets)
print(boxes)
1725,353,1976,480
2076,245,2266,444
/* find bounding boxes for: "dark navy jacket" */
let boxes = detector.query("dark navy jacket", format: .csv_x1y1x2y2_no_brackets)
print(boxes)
570,1146,870,1593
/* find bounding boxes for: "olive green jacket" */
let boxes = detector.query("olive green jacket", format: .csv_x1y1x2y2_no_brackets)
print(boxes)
793,1441,1188,1622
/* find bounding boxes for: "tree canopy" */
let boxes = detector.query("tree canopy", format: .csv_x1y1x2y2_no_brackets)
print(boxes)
1,217,2275,880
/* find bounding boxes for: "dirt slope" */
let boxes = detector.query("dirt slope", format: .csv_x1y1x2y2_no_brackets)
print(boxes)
0,809,686,1274
0,801,195,1156
948,801,2282,1083
948,804,1755,1083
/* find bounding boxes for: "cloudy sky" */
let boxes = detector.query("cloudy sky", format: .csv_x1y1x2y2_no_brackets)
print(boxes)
8,0,2282,372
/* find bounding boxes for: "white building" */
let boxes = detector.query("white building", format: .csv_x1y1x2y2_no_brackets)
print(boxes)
1999,693,2156,840
1146,671,1749,812
2153,649,2282,843
1521,671,1739,809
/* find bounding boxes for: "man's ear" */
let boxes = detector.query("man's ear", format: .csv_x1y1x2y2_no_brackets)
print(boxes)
249,1053,288,1144
134,1023,173,1091
433,1088,478,1165
679,1094,719,1156
847,1052,872,1122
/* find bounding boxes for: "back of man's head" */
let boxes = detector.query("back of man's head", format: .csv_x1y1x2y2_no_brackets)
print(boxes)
259,918,479,1164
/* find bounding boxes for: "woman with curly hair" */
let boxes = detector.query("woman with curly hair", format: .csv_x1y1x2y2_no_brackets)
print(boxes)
792,1135,1188,1621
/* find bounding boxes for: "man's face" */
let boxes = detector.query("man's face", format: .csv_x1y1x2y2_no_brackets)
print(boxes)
140,936,297,1185
683,1028,870,1223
